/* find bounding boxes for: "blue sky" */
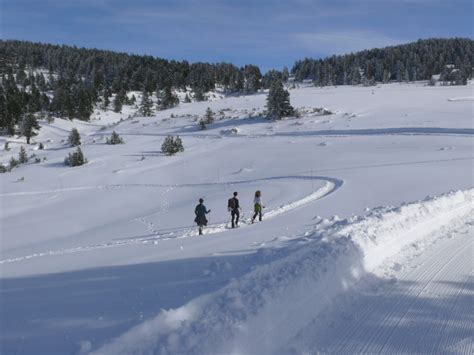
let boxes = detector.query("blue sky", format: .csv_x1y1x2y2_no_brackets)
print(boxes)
2,0,472,71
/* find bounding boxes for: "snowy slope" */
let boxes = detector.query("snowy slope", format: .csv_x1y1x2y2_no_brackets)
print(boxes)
0,82,473,354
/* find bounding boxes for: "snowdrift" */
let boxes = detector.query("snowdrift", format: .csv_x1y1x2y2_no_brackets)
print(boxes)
92,189,473,355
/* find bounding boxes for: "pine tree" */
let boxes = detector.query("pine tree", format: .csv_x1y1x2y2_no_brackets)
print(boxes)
204,107,215,124
266,81,295,120
68,128,81,147
193,86,206,102
243,65,262,94
64,147,87,166
18,146,28,163
28,84,41,113
106,131,124,144
19,113,40,144
161,135,184,155
198,119,206,130
0,86,6,132
113,90,125,113
76,86,93,121
102,85,111,110
157,86,179,110
139,90,153,116
282,66,290,82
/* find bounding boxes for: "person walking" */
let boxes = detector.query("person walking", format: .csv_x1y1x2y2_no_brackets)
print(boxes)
228,191,241,228
251,190,264,223
194,198,211,235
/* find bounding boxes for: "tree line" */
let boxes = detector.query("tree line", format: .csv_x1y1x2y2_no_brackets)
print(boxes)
1,38,472,138
291,38,473,86
0,40,272,134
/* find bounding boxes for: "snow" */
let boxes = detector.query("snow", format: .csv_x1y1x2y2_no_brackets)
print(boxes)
1,82,473,354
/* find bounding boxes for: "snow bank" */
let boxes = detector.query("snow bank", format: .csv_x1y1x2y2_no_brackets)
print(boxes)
89,189,473,355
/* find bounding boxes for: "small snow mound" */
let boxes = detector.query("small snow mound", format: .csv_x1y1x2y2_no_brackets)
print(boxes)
447,96,474,102
220,127,240,136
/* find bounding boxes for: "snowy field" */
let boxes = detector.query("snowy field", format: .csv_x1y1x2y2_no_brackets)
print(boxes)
1,82,473,354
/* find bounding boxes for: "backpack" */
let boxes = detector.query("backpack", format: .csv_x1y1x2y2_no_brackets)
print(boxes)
228,198,236,210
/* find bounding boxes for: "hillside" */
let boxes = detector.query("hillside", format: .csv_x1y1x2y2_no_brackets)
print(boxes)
1,81,473,354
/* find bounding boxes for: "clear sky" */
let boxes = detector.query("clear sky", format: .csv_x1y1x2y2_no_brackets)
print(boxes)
2,0,473,71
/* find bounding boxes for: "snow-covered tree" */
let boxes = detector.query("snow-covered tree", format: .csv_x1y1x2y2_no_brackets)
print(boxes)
157,86,179,110
266,81,295,120
68,128,81,147
161,135,184,156
139,90,153,116
18,146,28,163
106,131,124,145
204,107,215,124
64,147,87,166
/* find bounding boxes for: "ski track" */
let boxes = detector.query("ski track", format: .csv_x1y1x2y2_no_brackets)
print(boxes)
0,174,339,197
289,218,474,354
0,178,341,265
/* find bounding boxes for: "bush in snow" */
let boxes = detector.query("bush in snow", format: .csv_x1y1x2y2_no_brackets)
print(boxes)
4,141,10,151
198,119,207,130
65,147,87,167
0,164,8,173
9,157,19,169
161,135,184,156
68,128,81,147
38,142,44,150
106,131,124,145
18,146,28,164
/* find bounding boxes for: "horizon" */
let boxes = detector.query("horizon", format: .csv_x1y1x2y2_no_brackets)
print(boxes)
2,0,473,72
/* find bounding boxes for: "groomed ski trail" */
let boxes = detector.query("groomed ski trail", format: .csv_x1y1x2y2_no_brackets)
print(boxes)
287,216,473,354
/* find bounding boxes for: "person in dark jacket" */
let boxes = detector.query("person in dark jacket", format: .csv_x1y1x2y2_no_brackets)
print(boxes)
194,198,211,235
228,191,241,228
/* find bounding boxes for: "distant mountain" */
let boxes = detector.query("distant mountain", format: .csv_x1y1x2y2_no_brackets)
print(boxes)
291,38,473,86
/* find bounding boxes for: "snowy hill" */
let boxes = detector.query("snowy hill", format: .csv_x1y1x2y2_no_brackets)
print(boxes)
1,82,473,354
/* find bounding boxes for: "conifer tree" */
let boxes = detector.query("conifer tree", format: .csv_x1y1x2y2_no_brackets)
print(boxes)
106,131,124,144
19,113,40,144
64,147,87,166
139,90,153,116
157,86,179,110
161,135,184,155
18,146,28,163
68,128,81,147
266,81,295,120
204,107,215,124
113,90,126,113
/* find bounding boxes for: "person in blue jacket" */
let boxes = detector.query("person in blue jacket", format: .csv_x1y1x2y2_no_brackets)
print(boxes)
194,198,211,235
